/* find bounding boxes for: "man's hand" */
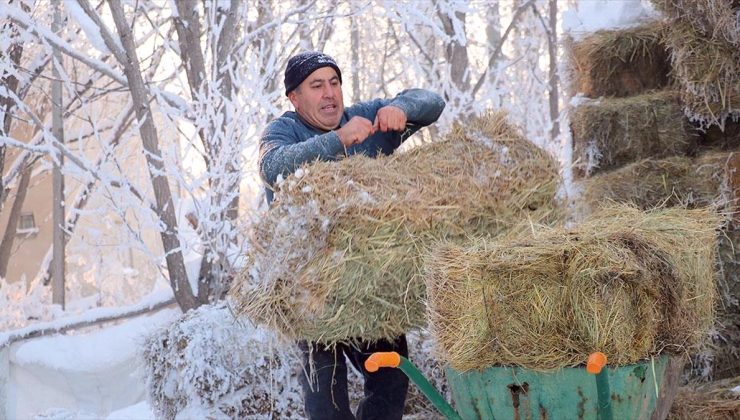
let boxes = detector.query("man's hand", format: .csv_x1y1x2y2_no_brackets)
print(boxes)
336,116,375,147
373,105,407,132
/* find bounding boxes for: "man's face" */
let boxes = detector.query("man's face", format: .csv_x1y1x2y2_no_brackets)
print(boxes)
288,66,344,131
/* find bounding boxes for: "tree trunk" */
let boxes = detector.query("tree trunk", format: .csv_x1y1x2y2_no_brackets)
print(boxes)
0,2,26,210
109,0,197,312
0,166,31,279
174,0,243,304
315,0,338,52
438,7,470,93
51,0,65,308
548,0,560,142
486,2,501,86
350,6,361,104
471,0,534,98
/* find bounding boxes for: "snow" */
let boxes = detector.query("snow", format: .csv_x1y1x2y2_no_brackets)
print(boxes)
64,1,113,55
0,287,175,348
11,309,178,371
562,0,660,39
4,308,179,419
106,400,154,419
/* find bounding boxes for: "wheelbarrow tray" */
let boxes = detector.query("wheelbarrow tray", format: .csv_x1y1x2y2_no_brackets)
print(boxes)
445,355,683,420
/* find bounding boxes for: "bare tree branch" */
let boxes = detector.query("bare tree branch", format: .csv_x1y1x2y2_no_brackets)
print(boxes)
471,0,535,98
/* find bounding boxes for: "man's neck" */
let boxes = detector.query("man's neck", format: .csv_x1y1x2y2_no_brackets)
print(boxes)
294,111,343,133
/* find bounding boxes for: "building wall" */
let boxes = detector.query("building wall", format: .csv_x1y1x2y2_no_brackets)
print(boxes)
0,168,53,284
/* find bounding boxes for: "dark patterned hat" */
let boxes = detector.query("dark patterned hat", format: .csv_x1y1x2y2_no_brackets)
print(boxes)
284,51,342,95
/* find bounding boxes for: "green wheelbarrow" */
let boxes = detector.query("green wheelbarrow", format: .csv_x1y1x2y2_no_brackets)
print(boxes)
365,351,682,420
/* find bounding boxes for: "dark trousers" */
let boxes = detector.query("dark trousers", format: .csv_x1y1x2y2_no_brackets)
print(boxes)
299,336,409,420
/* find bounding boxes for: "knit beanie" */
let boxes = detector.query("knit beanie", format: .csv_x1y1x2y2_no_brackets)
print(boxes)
284,51,342,95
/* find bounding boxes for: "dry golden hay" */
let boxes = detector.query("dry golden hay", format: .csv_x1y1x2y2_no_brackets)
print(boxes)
425,205,720,372
659,13,740,128
668,377,740,420
230,112,561,345
651,0,740,46
570,90,696,178
579,152,733,213
566,21,671,98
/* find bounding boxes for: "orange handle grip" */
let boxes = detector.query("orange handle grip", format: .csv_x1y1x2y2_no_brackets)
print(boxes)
365,352,401,373
587,352,608,374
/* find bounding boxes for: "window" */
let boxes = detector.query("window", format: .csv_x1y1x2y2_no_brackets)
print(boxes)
17,212,37,235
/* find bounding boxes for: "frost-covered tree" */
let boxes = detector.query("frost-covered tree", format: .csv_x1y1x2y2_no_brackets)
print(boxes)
0,0,334,312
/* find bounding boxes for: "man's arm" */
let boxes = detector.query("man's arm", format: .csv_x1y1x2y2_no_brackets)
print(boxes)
387,88,445,128
351,89,445,142
259,116,376,188
259,120,345,188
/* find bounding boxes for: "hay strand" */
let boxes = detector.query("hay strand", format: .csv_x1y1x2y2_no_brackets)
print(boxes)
651,0,740,46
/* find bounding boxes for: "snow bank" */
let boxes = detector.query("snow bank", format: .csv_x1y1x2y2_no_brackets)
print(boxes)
3,308,179,419
106,401,155,420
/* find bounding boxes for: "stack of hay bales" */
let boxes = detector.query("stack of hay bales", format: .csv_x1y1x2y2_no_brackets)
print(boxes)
566,21,696,177
651,0,740,129
425,205,720,372
230,112,561,345
568,2,740,381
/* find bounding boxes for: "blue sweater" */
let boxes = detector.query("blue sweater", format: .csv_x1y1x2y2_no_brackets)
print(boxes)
259,89,445,204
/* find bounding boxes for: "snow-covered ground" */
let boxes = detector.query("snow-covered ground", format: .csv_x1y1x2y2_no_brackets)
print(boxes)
2,305,179,419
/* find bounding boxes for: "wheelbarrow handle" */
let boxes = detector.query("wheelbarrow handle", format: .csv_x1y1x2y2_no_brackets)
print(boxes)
365,352,463,420
587,352,614,420
365,352,401,372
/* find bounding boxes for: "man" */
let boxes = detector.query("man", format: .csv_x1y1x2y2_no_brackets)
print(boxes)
259,51,445,420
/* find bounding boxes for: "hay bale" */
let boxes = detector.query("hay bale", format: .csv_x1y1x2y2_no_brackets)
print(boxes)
662,19,740,128
668,377,740,420
230,112,561,345
425,206,720,372
651,0,740,46
579,152,732,213
571,90,696,177
566,22,671,98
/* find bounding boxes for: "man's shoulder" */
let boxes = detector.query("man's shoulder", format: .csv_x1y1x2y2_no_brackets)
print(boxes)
263,112,303,137
266,111,300,129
